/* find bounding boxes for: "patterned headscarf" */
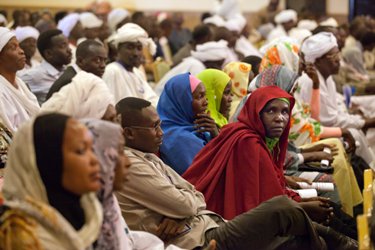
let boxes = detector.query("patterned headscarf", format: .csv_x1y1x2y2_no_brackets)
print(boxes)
255,65,299,93
82,119,124,250
259,37,300,73
223,62,252,98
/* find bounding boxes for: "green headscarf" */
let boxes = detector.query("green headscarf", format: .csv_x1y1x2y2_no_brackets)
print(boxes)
197,69,231,128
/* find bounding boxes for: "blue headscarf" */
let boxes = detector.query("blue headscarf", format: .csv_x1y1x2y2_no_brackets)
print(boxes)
157,73,209,175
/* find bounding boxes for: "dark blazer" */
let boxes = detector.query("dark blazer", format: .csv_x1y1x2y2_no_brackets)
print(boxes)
46,66,77,100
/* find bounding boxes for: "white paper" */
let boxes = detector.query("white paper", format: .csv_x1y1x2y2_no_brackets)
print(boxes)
296,189,318,199
297,182,334,192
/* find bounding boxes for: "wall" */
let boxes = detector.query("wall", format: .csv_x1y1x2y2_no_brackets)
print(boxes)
0,0,349,28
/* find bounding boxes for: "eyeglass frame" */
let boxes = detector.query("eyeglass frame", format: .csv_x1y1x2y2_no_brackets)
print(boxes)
126,120,162,132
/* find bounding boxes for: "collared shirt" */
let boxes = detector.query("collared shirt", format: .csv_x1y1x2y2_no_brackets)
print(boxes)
115,147,221,249
298,70,365,129
19,60,64,104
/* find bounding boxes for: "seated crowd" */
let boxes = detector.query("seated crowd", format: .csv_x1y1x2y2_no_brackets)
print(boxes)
1,0,375,249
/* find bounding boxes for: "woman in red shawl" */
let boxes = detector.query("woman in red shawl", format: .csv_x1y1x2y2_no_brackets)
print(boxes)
183,85,301,220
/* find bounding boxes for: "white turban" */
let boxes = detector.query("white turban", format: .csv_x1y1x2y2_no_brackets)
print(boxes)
301,32,338,63
15,26,39,43
107,8,129,31
80,12,103,29
112,22,156,55
203,15,226,27
57,13,80,37
191,40,229,62
0,27,15,52
0,14,7,25
274,9,297,24
320,17,338,27
41,71,115,119
224,14,247,33
297,19,318,31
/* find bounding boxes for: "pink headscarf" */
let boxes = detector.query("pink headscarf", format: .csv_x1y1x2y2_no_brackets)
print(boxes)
189,74,201,93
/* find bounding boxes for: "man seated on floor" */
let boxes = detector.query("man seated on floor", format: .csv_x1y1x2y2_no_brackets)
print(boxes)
114,96,356,250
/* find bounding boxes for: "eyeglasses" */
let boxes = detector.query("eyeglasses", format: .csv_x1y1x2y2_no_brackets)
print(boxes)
128,120,162,132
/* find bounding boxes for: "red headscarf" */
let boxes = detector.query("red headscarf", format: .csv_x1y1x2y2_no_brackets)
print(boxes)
183,86,300,220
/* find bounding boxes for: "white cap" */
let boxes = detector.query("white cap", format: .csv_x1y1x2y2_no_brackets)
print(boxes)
107,8,129,31
0,27,15,52
274,9,298,24
58,13,80,37
320,17,338,27
80,12,103,29
297,19,318,31
0,14,7,26
15,26,39,43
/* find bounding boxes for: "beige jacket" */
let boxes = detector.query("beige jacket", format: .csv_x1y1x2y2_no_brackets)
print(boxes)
116,147,222,249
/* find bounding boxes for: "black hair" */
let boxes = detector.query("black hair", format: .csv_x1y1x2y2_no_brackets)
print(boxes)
201,12,211,22
37,29,62,58
116,97,151,128
360,31,375,47
311,25,336,35
55,11,68,25
241,55,262,76
76,39,103,58
192,24,211,42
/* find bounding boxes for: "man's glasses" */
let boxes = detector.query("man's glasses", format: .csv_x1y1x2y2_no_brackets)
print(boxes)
128,120,162,132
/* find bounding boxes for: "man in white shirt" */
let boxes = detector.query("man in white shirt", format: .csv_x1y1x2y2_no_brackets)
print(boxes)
299,32,375,164
155,40,229,95
102,23,159,107
20,29,72,104
0,27,40,132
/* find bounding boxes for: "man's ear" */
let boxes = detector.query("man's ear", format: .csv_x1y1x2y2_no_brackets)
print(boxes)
123,127,135,141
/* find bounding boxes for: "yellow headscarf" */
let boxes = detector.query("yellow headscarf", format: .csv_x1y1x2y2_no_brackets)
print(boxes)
222,62,252,118
197,69,231,128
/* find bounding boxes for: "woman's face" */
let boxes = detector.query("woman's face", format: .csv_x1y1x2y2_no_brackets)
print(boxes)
260,99,290,138
219,81,233,119
113,134,131,191
192,83,208,117
62,119,101,195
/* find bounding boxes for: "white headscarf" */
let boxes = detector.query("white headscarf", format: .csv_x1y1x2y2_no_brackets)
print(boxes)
0,14,7,25
112,22,156,55
41,71,115,119
107,8,129,31
274,9,297,24
15,26,39,43
80,12,103,29
0,27,15,52
301,32,338,63
57,13,80,37
191,40,229,61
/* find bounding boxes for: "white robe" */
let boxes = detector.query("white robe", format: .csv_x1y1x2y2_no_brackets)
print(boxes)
102,62,159,107
155,57,206,96
0,75,40,132
298,71,375,164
